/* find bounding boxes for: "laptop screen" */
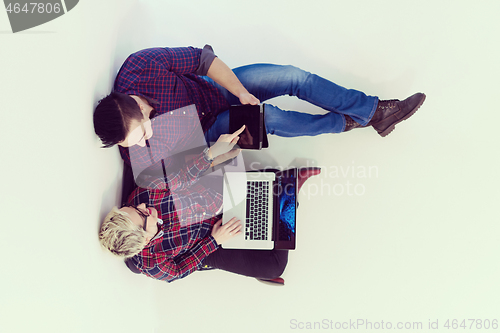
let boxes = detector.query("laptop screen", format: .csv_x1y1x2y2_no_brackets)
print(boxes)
277,175,297,241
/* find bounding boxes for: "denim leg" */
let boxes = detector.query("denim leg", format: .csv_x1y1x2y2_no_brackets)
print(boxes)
204,103,345,142
204,110,230,144
206,64,378,131
264,104,345,136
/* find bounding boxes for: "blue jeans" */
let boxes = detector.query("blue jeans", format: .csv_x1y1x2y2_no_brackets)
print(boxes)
204,64,378,143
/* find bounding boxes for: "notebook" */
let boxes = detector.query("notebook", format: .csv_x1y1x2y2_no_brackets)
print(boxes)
221,168,297,250
229,104,269,150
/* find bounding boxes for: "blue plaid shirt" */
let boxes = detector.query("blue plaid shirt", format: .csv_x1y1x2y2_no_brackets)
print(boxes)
115,45,230,166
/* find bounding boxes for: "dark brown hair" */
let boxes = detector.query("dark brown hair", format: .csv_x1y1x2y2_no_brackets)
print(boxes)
93,92,153,148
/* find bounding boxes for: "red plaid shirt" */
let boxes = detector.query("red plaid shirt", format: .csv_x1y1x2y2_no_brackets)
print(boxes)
126,175,223,282
115,45,230,166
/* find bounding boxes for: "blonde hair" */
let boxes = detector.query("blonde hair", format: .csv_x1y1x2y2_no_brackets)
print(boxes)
99,207,147,258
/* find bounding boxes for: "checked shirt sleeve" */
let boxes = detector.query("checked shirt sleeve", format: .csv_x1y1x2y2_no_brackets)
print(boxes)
148,44,216,76
142,151,211,192
115,46,205,93
144,236,219,282
195,44,217,76
142,46,204,75
164,152,212,191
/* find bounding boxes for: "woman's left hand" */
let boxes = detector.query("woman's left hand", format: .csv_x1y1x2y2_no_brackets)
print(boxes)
211,217,242,245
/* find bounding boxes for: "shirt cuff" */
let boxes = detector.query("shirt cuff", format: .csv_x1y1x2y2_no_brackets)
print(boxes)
200,150,213,166
206,235,220,251
195,44,217,76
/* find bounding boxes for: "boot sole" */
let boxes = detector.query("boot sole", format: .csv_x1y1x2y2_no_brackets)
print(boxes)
378,93,426,137
256,277,285,286
257,279,285,287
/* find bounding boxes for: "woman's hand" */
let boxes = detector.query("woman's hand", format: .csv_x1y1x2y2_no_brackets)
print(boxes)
212,148,241,166
211,217,242,245
208,125,245,159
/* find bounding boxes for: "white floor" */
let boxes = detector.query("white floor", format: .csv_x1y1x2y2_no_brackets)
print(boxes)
2,1,500,332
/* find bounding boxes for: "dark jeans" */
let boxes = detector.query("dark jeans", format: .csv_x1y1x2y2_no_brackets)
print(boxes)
202,248,288,279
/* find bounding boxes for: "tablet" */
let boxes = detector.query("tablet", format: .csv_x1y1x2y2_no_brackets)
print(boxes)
229,104,269,149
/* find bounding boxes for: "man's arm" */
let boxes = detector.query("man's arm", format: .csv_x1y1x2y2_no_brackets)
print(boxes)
207,57,260,105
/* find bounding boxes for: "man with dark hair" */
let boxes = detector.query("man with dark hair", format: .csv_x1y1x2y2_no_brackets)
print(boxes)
93,92,145,148
93,45,425,161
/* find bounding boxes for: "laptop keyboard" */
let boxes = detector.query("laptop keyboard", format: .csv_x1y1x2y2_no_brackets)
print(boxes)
245,181,270,240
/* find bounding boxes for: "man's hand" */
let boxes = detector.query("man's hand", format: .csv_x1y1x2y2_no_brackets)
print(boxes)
207,58,260,106
211,217,242,245
238,92,260,105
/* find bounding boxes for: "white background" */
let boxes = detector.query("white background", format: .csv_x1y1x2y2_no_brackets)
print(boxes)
1,1,499,332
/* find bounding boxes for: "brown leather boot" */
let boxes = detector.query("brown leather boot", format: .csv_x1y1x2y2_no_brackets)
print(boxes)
343,115,364,132
369,93,426,137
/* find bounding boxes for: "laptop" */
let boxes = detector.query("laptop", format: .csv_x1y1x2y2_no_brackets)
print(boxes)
222,168,297,250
